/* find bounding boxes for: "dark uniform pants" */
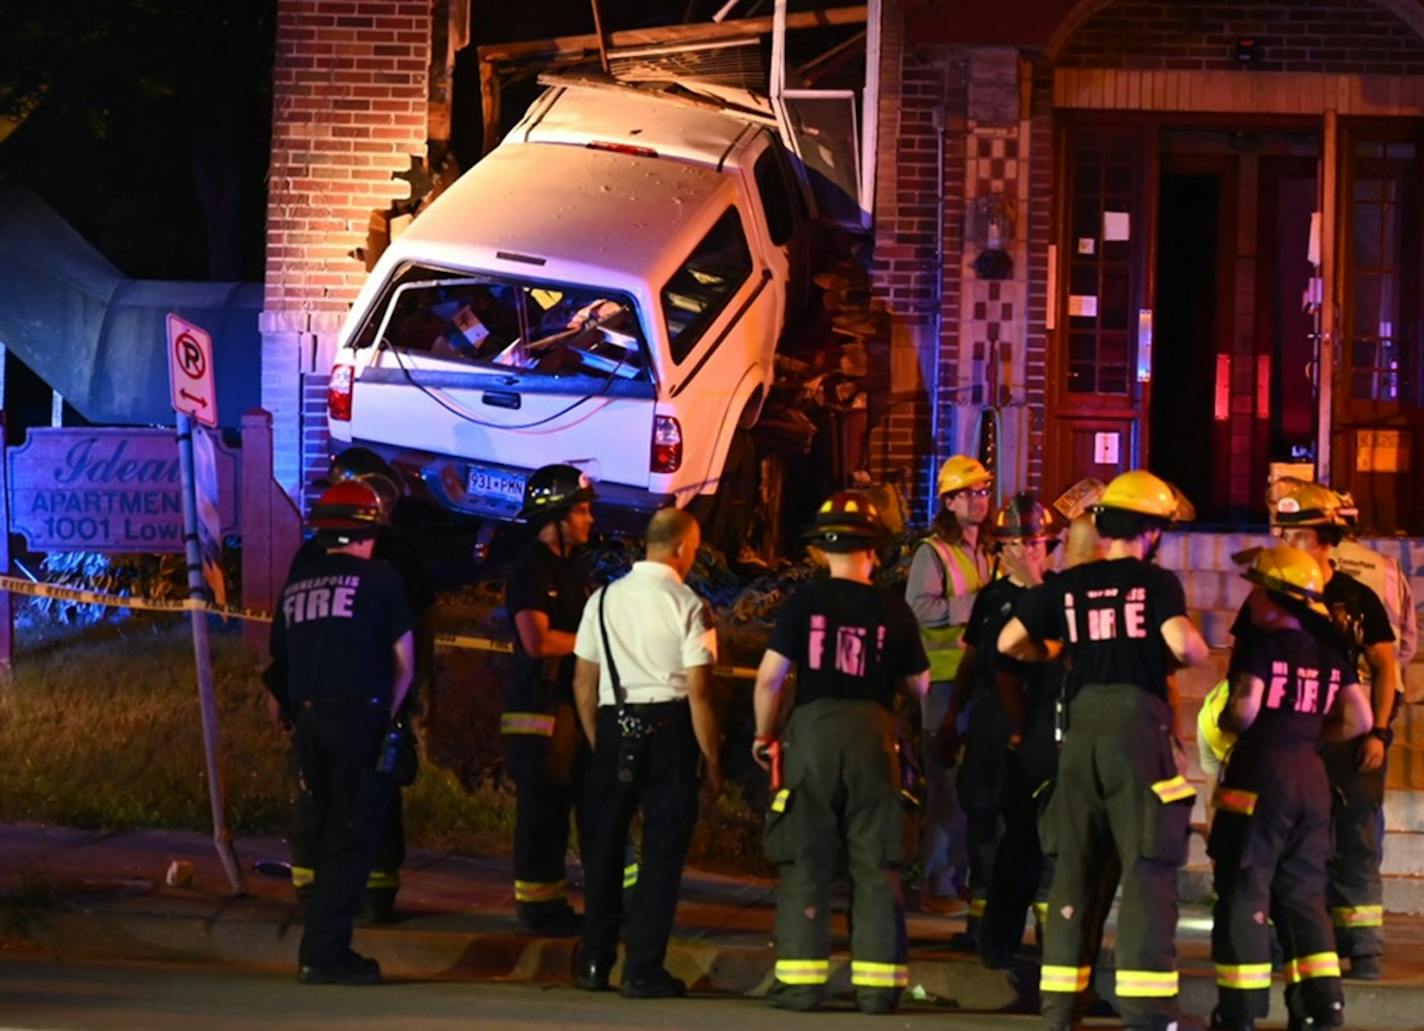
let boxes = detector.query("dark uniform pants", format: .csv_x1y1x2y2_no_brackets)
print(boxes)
503,699,589,920
293,701,395,968
1322,740,1386,959
1039,684,1193,1031
765,700,908,1013
980,708,1058,968
1210,747,1344,1027
958,691,1009,934
290,743,406,914
579,703,699,979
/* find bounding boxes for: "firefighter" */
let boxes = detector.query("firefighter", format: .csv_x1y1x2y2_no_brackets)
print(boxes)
754,492,931,1014
947,492,1064,969
276,448,437,923
1209,544,1372,1031
503,463,596,935
267,480,415,984
906,454,993,919
999,469,1210,1031
1232,482,1400,980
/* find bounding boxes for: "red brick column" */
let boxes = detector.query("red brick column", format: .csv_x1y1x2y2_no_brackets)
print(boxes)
264,0,431,498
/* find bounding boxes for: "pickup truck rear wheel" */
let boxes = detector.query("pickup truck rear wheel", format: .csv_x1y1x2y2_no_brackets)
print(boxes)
688,427,756,560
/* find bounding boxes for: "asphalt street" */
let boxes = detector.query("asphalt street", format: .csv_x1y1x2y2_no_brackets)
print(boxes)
0,956,1145,1030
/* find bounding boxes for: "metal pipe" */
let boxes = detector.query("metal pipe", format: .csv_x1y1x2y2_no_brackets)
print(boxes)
589,0,612,74
176,412,246,896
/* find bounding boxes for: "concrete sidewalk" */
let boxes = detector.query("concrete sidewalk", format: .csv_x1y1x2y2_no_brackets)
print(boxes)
3,823,1424,1028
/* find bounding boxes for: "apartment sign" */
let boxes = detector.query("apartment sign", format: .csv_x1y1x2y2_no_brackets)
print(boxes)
7,428,237,552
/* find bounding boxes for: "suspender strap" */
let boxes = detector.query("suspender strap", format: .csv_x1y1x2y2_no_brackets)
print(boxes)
597,585,626,713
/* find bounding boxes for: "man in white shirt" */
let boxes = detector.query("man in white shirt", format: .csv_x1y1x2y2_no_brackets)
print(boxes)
571,508,721,999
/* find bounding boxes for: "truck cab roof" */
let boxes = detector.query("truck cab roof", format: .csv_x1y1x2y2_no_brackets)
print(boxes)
515,84,761,171
383,140,740,292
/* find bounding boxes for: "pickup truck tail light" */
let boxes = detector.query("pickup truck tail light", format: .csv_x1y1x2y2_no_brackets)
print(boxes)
328,363,354,422
651,415,682,473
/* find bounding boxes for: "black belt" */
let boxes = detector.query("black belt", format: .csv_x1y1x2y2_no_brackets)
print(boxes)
599,699,687,712
298,695,384,712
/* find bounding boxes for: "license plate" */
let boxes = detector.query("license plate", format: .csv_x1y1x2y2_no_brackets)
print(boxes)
467,465,526,504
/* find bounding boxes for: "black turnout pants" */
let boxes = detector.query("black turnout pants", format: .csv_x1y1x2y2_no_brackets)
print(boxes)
291,747,405,906
764,700,908,1014
580,702,700,979
505,700,589,918
1210,746,1343,1028
293,700,395,968
958,691,1009,931
1039,684,1192,1031
1322,740,1386,960
979,710,1058,967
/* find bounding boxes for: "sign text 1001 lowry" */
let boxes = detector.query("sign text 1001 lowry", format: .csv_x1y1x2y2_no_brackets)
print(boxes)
7,428,238,553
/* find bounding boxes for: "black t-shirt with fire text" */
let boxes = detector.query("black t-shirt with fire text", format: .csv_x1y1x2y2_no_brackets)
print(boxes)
769,577,929,712
270,552,413,710
1015,557,1188,701
1231,627,1356,752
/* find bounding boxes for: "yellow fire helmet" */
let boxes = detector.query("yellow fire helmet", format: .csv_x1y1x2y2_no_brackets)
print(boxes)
1094,469,1188,520
1239,542,1330,619
1272,481,1356,528
936,454,993,497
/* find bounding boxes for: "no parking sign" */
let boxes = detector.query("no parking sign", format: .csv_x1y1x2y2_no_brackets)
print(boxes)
166,314,218,428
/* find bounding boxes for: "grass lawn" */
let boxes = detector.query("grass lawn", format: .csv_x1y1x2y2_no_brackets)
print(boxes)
0,614,770,873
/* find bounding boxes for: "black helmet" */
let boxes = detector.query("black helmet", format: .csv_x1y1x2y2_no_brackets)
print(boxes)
518,463,595,522
804,490,887,552
308,480,388,535
988,492,1063,551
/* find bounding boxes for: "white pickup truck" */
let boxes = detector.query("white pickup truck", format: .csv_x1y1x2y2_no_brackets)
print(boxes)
326,82,811,534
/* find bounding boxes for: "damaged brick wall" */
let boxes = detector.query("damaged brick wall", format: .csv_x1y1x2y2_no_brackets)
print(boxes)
263,0,432,500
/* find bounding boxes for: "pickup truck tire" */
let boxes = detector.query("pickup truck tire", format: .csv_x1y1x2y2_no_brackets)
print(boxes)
689,426,757,560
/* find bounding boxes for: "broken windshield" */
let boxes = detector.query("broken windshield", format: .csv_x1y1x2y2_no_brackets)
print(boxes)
352,265,650,381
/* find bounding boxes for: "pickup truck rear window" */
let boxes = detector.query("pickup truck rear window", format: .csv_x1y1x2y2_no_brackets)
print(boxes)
350,265,650,382
662,207,753,365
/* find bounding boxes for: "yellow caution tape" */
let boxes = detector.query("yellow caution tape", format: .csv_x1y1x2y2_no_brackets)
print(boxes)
0,573,759,678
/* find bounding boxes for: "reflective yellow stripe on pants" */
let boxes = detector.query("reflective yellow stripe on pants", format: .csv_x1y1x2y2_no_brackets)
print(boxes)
1115,968,1179,997
623,863,639,889
1285,951,1341,983
366,869,399,890
1215,962,1272,990
514,879,566,903
967,897,986,919
850,961,908,988
501,712,556,736
1041,965,1092,993
775,958,830,985
290,865,315,888
1331,905,1383,928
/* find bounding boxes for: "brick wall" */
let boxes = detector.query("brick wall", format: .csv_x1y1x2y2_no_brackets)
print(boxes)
264,0,432,499
868,2,945,518
1058,0,1424,72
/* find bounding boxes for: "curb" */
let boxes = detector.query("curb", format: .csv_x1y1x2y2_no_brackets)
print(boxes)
11,905,1424,1028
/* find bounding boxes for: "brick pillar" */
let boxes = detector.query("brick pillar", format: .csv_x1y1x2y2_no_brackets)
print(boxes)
868,0,950,521
264,0,432,499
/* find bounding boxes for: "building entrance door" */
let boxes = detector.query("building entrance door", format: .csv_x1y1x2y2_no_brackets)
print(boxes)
1049,120,1321,525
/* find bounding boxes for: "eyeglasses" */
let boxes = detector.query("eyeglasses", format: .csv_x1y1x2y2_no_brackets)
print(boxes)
954,486,993,500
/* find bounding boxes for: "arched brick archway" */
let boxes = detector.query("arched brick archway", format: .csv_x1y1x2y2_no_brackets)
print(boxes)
1046,0,1424,64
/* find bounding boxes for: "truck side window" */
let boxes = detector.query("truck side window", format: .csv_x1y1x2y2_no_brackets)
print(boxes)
662,207,753,365
754,149,795,246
